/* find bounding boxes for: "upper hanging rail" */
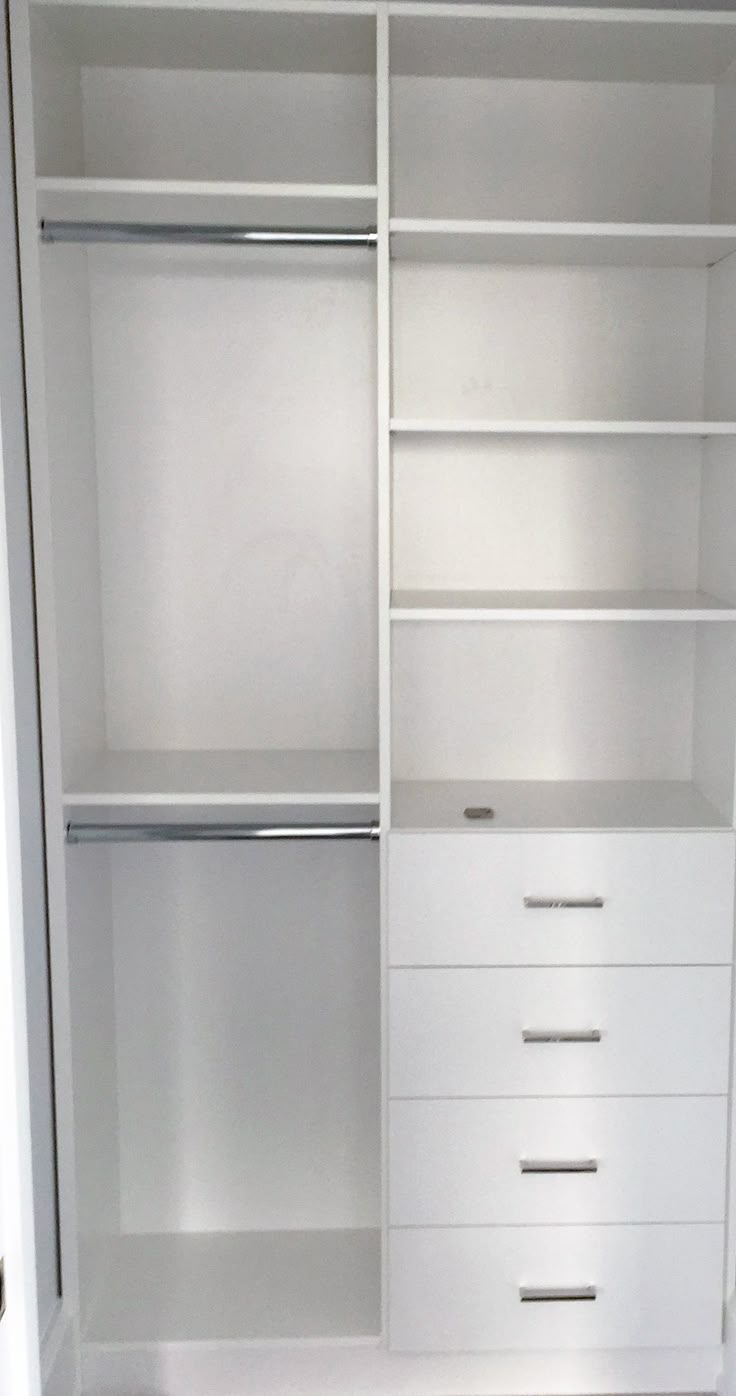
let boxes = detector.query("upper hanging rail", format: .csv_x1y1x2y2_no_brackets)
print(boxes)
65,821,380,844
40,220,378,249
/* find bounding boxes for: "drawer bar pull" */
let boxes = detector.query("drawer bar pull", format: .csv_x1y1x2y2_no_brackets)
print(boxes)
524,896,604,910
523,1028,602,1044
520,1286,597,1303
520,1158,598,1174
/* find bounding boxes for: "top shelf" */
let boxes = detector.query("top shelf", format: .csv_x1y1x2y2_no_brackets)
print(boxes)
64,749,380,809
37,178,377,231
390,220,736,268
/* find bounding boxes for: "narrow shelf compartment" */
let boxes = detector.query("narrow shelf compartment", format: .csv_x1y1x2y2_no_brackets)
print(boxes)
84,1229,380,1346
390,420,736,438
390,220,736,268
64,749,379,808
390,590,736,622
37,178,378,232
391,781,730,833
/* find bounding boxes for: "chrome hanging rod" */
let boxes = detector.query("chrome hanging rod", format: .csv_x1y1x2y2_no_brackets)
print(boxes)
65,821,380,845
40,220,377,248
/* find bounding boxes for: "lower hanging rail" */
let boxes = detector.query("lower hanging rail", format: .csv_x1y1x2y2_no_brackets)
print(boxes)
65,821,380,844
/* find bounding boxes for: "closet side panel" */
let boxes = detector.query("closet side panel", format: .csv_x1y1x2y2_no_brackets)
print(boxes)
39,248,106,783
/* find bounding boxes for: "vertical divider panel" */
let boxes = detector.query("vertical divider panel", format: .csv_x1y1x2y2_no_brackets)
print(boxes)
376,0,392,1345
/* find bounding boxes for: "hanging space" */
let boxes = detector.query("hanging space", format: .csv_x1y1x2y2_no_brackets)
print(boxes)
15,0,381,1355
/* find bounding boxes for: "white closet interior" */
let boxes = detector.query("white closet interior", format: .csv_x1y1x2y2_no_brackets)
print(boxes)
23,0,382,1353
10,2,736,1393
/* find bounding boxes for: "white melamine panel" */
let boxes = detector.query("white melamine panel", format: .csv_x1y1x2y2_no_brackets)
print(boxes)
392,265,707,422
39,248,106,783
390,220,736,268
389,966,731,1097
389,1224,724,1353
388,831,735,966
391,419,736,435
712,74,736,222
79,1346,725,1396
389,1096,728,1225
391,779,728,831
37,177,378,229
85,1229,380,1344
392,437,702,593
705,252,736,421
78,68,375,184
391,590,735,620
391,78,714,222
700,439,736,606
87,244,376,752
35,6,376,78
111,840,379,1233
64,845,120,1329
389,12,736,84
65,748,379,805
392,623,697,781
693,623,736,823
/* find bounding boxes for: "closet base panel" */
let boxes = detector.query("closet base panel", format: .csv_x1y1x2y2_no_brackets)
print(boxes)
83,1229,380,1347
80,1341,723,1396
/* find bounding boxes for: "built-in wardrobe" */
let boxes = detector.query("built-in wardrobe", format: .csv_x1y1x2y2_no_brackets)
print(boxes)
9,2,736,1394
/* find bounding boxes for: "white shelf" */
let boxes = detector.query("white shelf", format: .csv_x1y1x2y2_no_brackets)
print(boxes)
37,178,377,232
390,220,736,268
84,1229,380,1346
390,419,736,438
390,590,736,622
64,749,379,808
391,780,730,833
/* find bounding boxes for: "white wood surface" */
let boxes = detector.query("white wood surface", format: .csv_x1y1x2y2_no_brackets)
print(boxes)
84,1229,380,1344
390,778,729,830
391,77,715,222
64,748,379,805
390,588,736,620
80,1343,723,1396
391,418,736,434
37,178,378,229
86,243,377,753
389,9,736,83
111,840,379,1233
392,436,704,594
389,1096,728,1225
388,830,735,965
393,264,708,422
389,965,732,1097
392,622,705,782
389,1224,724,1352
391,220,736,266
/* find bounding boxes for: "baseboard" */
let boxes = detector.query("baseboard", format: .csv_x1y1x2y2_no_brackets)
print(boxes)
82,1339,722,1396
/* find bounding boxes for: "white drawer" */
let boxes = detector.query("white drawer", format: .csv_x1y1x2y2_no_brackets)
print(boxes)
389,832,735,966
389,1097,728,1225
389,1223,724,1353
389,966,731,1097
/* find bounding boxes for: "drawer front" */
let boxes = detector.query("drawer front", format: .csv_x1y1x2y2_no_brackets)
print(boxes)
389,1097,728,1225
389,966,731,1097
389,1223,724,1352
389,832,735,966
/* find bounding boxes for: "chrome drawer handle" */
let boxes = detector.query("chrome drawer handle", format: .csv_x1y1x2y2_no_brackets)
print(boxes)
520,1158,598,1174
524,897,604,910
520,1286,596,1303
523,1028,602,1044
